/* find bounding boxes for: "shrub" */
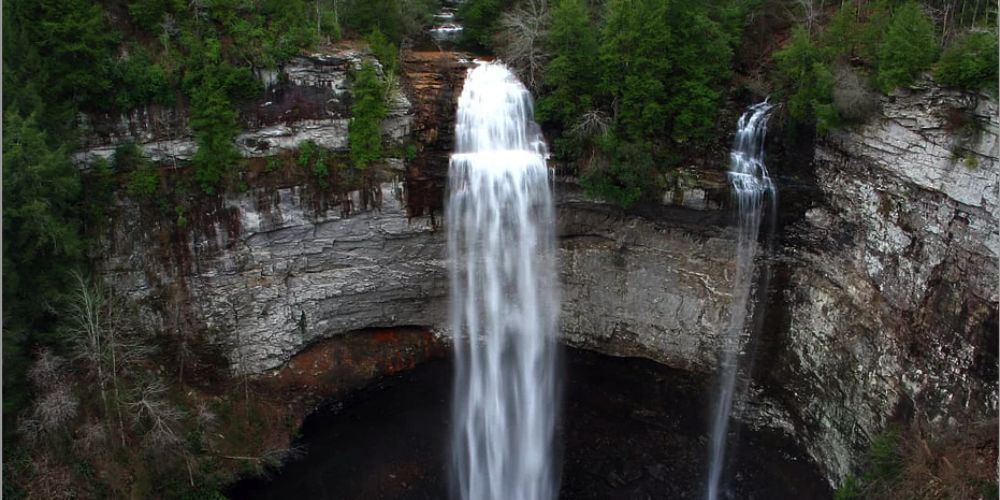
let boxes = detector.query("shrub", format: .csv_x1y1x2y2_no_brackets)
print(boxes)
114,47,174,109
265,156,282,172
935,30,999,92
833,475,861,500
297,140,318,169
364,29,398,75
175,206,188,228
875,2,937,93
313,148,330,187
580,138,653,208
128,164,160,199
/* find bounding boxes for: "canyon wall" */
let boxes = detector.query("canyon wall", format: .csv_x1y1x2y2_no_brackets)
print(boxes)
82,45,997,485
763,85,999,482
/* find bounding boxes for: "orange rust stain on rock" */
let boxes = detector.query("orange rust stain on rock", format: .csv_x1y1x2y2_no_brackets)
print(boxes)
268,327,447,408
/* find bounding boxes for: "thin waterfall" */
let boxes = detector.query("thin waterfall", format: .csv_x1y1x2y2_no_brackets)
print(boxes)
447,62,560,500
706,101,775,500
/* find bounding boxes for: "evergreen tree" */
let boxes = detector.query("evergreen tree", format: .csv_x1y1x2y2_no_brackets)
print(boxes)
459,0,504,49
775,27,838,132
349,62,388,169
599,0,672,141
876,2,937,93
3,111,83,422
664,4,734,142
190,79,241,194
537,0,600,133
935,30,998,92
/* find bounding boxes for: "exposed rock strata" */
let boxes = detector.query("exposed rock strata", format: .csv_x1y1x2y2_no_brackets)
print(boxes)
769,85,999,483
85,44,998,488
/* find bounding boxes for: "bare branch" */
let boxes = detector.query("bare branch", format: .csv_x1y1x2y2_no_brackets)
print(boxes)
496,0,550,91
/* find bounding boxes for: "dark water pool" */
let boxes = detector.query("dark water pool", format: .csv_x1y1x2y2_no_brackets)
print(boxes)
229,348,831,499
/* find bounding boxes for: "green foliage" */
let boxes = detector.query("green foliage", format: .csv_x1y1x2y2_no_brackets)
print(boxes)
774,28,838,132
313,149,331,187
31,0,118,112
833,475,861,500
403,143,418,161
2,111,82,423
935,30,999,92
190,80,241,194
599,0,671,140
84,158,116,224
534,0,741,205
128,164,161,199
114,48,175,109
112,143,147,172
662,3,735,142
537,0,600,135
580,136,654,208
127,0,173,32
863,426,902,484
458,0,503,48
297,140,319,169
875,2,937,93
342,0,438,42
365,28,398,74
349,62,387,169
175,206,189,228
266,155,283,172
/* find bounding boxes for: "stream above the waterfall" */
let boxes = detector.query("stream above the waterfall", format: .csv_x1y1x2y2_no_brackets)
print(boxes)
228,347,830,499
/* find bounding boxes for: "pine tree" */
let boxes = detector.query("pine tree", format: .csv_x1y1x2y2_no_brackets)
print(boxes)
537,0,600,133
349,61,387,169
876,2,937,93
599,0,672,140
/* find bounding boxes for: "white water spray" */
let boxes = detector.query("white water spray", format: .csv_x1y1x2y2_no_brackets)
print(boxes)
447,62,559,500
706,101,775,500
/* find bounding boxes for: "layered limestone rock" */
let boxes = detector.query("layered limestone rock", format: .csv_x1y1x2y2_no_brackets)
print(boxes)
558,189,735,373
74,46,411,166
104,181,449,373
101,177,737,375
771,85,999,483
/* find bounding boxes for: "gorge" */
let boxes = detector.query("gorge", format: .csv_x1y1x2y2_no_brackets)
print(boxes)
4,1,997,499
74,46,996,498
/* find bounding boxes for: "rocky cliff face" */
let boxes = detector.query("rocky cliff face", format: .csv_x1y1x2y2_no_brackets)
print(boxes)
88,46,739,377
763,85,999,482
83,44,997,487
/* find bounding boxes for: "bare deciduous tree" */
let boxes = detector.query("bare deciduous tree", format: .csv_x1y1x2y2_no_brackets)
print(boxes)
570,109,612,140
127,380,185,451
19,351,78,442
496,0,550,91
68,272,151,447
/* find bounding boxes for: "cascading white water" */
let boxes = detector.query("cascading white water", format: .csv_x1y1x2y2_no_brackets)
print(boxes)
706,101,775,500
447,62,559,500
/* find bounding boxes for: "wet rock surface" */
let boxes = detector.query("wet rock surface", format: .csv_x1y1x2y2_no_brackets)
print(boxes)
228,348,830,499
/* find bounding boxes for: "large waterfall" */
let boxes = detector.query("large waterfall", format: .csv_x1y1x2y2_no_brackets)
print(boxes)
447,62,560,500
706,101,775,500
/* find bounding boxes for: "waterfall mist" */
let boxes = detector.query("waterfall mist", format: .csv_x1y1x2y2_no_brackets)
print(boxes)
706,101,776,500
447,62,560,500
